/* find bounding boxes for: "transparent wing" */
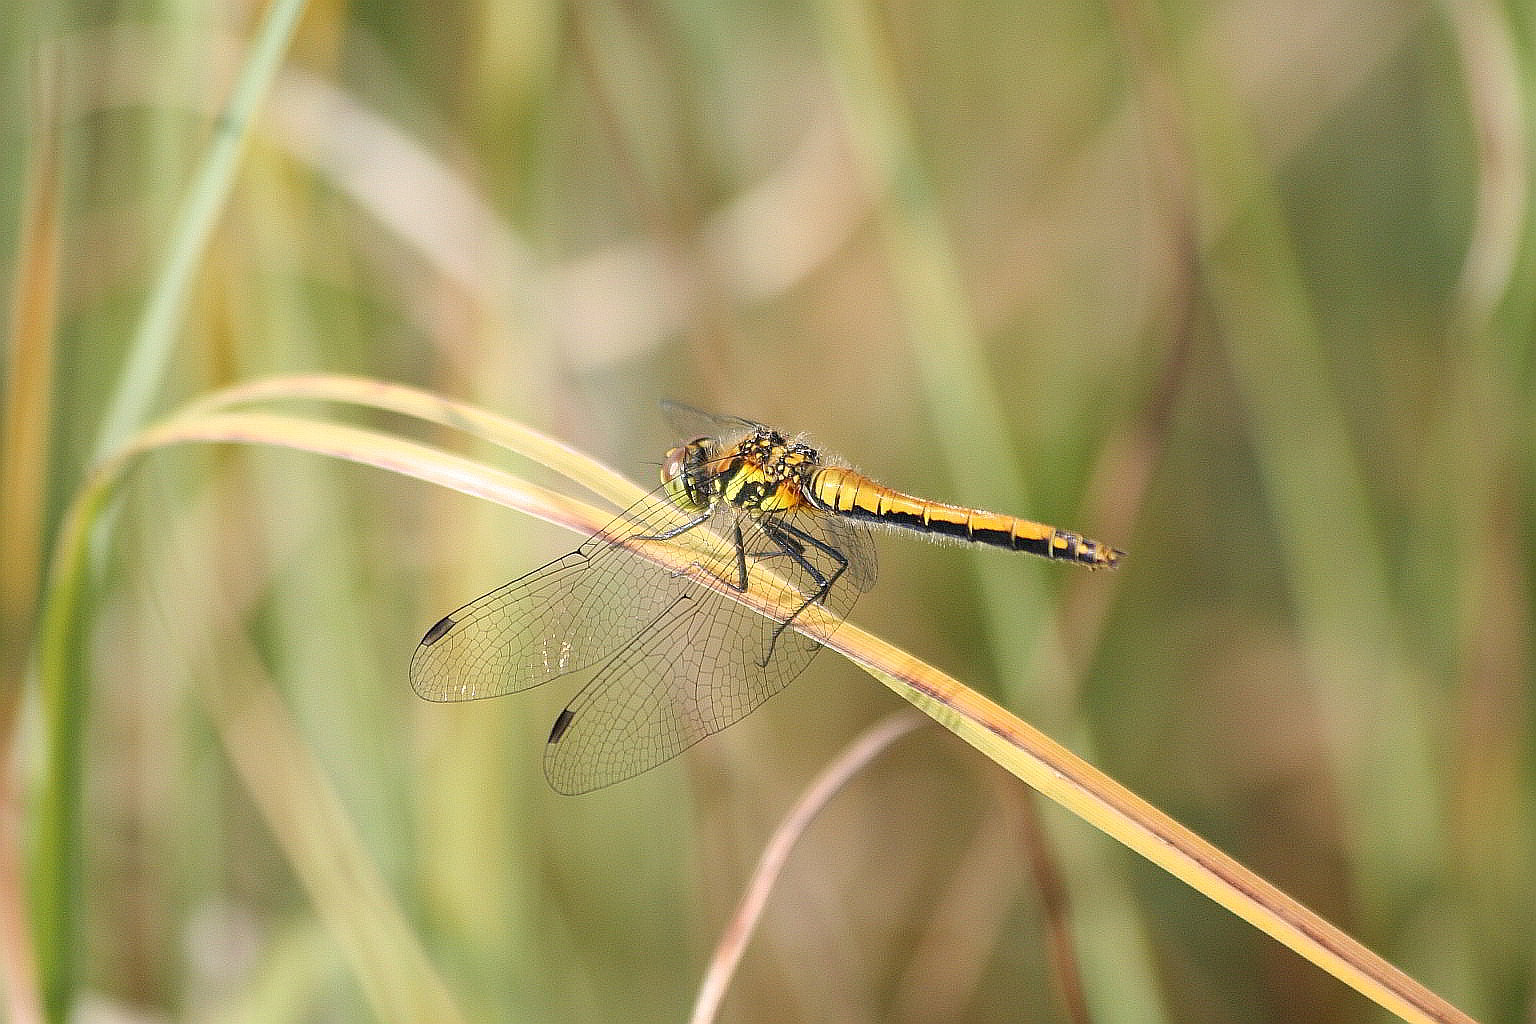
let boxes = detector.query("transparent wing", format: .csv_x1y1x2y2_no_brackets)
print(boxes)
410,484,726,701
659,400,763,442
542,502,876,793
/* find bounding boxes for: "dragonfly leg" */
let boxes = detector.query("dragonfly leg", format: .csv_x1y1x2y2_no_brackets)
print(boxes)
754,520,849,666
631,512,710,543
731,524,751,592
630,512,713,580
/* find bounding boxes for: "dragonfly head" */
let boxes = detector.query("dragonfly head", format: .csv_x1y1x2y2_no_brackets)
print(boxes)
661,438,714,511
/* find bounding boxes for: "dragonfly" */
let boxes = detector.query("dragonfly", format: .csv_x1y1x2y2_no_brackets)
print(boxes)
411,402,1122,794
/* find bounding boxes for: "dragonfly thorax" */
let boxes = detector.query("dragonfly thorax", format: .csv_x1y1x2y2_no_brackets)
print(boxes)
660,427,819,516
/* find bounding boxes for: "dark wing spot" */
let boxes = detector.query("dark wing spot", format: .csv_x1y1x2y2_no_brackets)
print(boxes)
421,614,457,646
548,707,577,744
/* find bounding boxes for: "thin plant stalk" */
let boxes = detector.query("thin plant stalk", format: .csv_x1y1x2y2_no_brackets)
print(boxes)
91,0,312,459
688,712,925,1024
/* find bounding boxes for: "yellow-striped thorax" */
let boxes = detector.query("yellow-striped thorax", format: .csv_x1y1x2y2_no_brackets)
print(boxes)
660,426,816,516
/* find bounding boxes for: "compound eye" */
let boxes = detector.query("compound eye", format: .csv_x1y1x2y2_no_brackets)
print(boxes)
661,439,713,510
660,445,689,486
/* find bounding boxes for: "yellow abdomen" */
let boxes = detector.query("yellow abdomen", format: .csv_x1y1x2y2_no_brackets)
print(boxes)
806,466,1121,568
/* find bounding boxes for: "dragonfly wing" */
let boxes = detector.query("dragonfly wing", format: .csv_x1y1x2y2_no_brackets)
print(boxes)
659,400,763,442
542,505,874,793
410,486,730,702
542,567,824,794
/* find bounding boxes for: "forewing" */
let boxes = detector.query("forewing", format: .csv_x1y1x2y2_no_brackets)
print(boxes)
542,503,876,793
410,485,738,702
659,400,762,443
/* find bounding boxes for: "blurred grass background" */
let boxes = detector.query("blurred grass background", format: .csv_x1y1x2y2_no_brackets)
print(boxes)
3,0,1533,1021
